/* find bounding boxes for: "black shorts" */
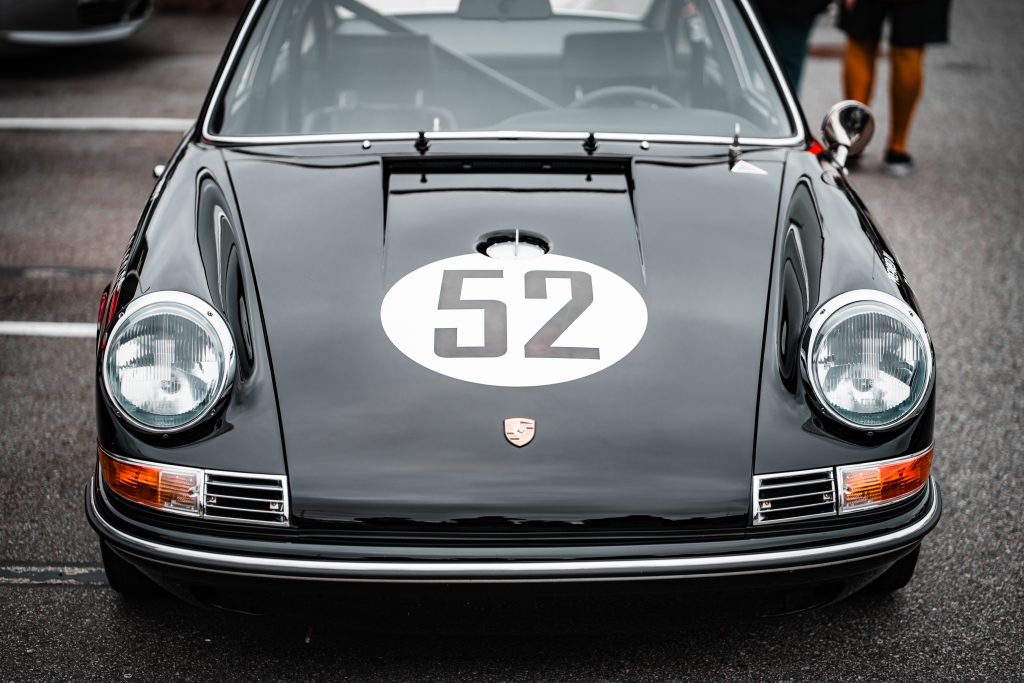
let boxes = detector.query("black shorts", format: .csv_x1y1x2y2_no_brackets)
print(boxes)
839,0,952,47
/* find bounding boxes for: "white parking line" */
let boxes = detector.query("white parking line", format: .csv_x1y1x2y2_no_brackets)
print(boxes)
0,565,106,586
0,117,192,133
0,265,112,280
0,321,95,338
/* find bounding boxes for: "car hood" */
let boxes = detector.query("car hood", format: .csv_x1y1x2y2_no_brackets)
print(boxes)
228,151,786,530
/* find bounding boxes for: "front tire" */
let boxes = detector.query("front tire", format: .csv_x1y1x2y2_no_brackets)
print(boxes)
864,545,921,594
101,541,159,596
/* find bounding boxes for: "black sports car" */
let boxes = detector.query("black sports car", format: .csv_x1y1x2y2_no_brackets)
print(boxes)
0,0,151,47
87,0,939,614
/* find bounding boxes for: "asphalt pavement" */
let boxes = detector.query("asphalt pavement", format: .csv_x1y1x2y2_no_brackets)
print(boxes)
1,3,1022,681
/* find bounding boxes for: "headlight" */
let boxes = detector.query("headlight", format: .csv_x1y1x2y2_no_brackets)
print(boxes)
103,291,235,432
804,290,932,430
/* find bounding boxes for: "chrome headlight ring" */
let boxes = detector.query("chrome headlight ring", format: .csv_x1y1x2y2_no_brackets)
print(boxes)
102,291,236,434
801,289,933,431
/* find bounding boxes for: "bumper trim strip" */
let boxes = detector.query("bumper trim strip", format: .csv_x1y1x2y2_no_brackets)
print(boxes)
2,18,148,47
89,477,940,581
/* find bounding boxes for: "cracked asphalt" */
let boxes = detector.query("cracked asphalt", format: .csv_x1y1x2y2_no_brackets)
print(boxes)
1,2,1021,681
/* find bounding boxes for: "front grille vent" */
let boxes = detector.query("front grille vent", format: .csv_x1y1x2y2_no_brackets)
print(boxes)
753,468,836,525
204,471,289,526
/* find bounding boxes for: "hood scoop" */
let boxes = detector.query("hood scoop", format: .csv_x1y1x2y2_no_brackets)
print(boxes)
381,164,644,294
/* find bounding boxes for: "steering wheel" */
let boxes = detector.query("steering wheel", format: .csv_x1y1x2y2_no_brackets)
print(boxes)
568,85,683,110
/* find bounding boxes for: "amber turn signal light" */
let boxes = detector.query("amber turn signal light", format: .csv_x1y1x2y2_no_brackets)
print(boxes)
838,448,933,514
98,447,201,516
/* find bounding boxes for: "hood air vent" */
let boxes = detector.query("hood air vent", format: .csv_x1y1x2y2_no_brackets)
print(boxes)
753,468,837,526
204,471,289,526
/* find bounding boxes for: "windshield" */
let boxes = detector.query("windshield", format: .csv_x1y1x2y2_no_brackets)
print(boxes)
212,0,795,140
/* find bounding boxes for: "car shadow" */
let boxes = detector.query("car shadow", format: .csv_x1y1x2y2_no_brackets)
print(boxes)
101,586,916,679
0,40,165,80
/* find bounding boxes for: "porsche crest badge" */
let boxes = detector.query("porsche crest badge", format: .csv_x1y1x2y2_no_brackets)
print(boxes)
504,418,536,447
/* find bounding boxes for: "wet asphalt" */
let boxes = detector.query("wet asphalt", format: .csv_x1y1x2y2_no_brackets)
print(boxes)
0,2,1022,681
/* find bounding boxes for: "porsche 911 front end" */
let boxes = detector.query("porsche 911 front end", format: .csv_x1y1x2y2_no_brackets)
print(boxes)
87,0,940,615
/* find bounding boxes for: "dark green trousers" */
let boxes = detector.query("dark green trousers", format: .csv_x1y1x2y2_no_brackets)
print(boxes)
763,16,816,92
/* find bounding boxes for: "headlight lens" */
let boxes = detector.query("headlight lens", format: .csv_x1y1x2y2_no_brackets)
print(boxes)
103,292,235,432
807,291,932,429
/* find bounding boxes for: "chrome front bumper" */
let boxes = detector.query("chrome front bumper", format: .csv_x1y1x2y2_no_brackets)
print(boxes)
87,476,942,584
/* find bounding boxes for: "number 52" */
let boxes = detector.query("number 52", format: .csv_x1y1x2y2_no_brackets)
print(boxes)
433,270,600,360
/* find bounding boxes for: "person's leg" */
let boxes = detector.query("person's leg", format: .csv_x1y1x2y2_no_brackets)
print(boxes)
765,16,816,92
843,38,878,106
887,46,925,155
838,0,886,105
882,0,947,175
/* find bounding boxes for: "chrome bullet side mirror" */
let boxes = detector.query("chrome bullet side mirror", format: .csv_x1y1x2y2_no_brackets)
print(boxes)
821,101,875,169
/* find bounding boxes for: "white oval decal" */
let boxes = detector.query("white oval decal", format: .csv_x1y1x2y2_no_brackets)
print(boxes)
381,253,647,387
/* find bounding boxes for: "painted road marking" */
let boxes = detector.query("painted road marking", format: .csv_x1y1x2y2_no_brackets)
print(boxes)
0,565,106,586
0,265,112,280
0,321,95,338
0,117,191,133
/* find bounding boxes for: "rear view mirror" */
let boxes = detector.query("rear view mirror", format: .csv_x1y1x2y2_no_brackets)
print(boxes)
822,101,875,169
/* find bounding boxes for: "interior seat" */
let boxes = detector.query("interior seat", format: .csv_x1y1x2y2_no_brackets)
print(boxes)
304,33,457,134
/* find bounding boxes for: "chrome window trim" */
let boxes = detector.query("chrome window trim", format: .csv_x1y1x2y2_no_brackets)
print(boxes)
91,476,938,581
801,289,934,431
198,0,806,148
101,290,237,434
203,129,801,146
837,447,934,515
752,466,836,526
